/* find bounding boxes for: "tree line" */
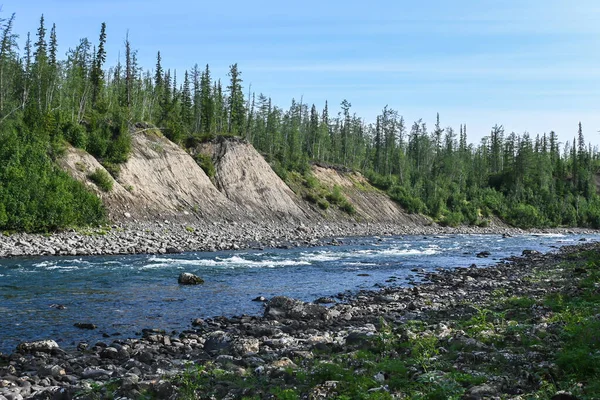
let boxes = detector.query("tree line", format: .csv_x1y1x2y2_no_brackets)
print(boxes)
1,13,599,231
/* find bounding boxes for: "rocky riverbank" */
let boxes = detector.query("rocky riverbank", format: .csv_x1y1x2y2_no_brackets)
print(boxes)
1,240,599,399
0,220,596,258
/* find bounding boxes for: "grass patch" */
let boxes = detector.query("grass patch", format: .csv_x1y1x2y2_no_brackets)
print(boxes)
87,169,113,192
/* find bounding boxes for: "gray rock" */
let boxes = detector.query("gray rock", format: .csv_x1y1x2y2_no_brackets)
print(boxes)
177,272,204,285
232,338,260,356
100,347,119,359
465,384,498,399
16,340,59,353
37,364,65,378
74,322,97,330
265,296,330,321
81,367,111,379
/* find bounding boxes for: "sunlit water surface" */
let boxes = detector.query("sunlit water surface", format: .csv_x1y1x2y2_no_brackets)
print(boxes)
0,233,596,353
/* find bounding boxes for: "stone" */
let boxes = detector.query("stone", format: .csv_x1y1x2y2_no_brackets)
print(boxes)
264,296,330,321
16,340,59,353
100,347,119,359
177,272,204,285
74,323,97,330
270,357,297,369
232,338,260,356
465,384,498,399
314,297,336,304
37,365,65,378
81,367,111,379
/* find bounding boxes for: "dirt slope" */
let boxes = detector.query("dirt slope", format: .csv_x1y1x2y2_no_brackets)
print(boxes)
311,165,431,225
199,138,313,222
60,128,239,222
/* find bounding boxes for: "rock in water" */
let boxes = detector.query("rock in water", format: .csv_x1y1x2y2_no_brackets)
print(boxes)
522,249,541,256
178,272,204,285
74,323,97,330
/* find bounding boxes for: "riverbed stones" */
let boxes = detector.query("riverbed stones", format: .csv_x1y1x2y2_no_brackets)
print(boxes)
177,272,204,285
2,220,589,259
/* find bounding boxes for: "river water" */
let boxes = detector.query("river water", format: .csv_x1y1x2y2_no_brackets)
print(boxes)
0,233,596,353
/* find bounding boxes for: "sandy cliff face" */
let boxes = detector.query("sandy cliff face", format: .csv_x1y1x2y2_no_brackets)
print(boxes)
60,129,238,222
61,128,427,227
198,138,312,222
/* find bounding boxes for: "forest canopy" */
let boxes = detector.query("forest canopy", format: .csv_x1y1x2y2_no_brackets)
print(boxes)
1,12,599,231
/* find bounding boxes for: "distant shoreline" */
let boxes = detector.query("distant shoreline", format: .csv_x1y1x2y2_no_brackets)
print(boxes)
0,220,597,259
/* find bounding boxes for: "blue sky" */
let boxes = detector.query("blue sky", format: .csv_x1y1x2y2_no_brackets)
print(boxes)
4,0,600,147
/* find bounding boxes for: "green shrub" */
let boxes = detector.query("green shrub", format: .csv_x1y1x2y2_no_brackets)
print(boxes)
272,161,288,182
304,192,319,203
326,185,345,205
317,198,330,210
62,121,87,148
340,201,356,215
194,153,216,179
304,173,319,189
439,212,463,227
388,185,427,214
88,169,113,192
507,203,542,228
101,161,121,178
0,121,105,232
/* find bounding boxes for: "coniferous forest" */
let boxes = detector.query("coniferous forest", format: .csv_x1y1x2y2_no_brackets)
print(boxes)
1,13,600,232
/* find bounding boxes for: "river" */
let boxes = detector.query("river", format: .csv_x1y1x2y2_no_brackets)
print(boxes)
0,233,596,353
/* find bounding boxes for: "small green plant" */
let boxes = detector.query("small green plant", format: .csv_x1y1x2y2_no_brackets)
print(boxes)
304,192,319,203
194,153,216,179
75,161,87,172
88,169,113,192
101,161,120,178
326,185,345,205
317,198,330,210
410,334,439,372
340,200,356,215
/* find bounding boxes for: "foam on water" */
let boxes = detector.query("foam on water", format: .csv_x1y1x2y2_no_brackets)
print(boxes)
144,255,311,270
300,253,342,262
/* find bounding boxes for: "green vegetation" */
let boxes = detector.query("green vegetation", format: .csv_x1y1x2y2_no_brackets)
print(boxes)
194,153,216,179
285,172,355,216
1,11,599,231
87,169,113,192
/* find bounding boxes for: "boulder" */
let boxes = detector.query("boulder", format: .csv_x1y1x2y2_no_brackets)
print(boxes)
16,340,59,353
264,296,330,321
178,272,204,285
74,323,97,330
522,249,541,256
